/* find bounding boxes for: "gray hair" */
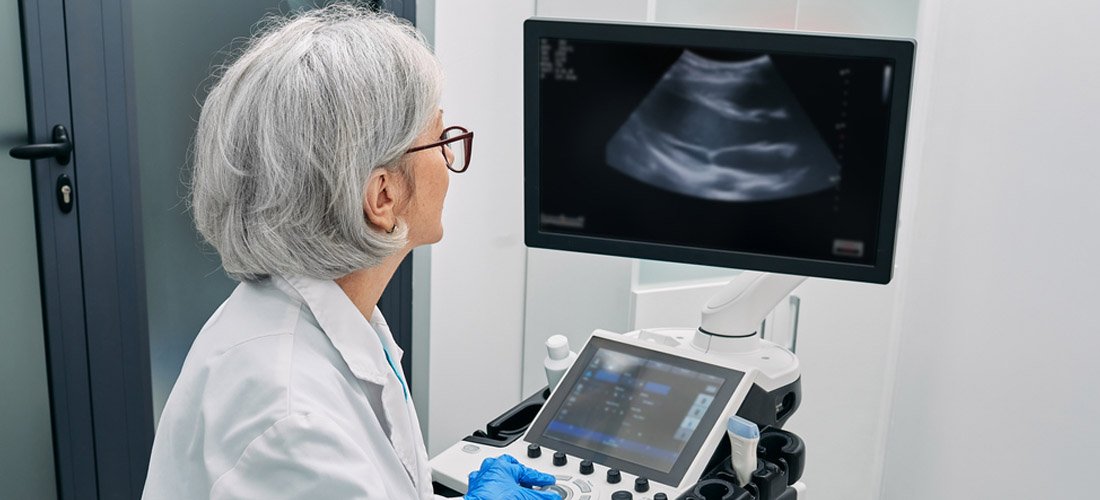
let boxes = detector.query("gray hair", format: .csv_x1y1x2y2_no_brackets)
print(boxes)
191,5,443,281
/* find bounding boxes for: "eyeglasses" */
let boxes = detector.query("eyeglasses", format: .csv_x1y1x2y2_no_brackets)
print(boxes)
405,125,474,173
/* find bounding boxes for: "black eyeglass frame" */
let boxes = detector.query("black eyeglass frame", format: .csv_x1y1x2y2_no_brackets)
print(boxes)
405,125,474,173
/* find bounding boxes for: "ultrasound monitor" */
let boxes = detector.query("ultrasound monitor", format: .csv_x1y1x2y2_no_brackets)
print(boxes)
524,20,915,283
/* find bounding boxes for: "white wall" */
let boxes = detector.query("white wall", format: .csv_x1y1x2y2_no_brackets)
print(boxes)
783,279,902,498
428,0,537,455
881,0,1100,498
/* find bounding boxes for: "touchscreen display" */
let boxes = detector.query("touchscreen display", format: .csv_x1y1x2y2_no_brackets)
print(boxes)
542,347,726,473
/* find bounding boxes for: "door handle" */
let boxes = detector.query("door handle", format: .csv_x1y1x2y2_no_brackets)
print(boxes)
9,124,72,166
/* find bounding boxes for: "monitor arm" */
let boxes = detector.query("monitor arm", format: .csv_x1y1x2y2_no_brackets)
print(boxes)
692,272,806,354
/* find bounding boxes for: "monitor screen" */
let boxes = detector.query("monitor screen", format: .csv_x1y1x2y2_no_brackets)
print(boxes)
528,336,744,485
524,20,915,283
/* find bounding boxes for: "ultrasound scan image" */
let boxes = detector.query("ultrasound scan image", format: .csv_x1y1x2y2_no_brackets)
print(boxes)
605,51,841,202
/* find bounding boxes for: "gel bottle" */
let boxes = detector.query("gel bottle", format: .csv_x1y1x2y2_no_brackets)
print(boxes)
544,335,578,391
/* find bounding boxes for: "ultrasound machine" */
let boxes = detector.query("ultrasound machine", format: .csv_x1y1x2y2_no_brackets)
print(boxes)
431,19,915,500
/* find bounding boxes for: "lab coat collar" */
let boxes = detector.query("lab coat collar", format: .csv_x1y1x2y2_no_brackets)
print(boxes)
274,275,401,386
271,275,424,488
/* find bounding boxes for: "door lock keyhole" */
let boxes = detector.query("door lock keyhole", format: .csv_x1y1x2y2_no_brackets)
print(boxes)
56,174,73,213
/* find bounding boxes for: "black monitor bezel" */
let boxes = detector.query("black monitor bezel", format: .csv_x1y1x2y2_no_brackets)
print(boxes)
526,335,746,486
524,18,916,284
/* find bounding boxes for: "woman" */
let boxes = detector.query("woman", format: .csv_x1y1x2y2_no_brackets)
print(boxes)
143,6,559,499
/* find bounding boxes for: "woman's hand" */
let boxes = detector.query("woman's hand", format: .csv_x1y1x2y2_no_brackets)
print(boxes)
465,454,562,499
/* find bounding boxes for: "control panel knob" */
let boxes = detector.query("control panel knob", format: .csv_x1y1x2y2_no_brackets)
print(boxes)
579,460,594,475
527,443,542,459
552,451,567,466
606,469,622,484
611,491,633,500
654,494,668,500
634,477,650,493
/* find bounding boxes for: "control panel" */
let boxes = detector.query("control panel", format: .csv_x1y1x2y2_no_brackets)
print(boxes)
431,331,763,498
433,439,673,500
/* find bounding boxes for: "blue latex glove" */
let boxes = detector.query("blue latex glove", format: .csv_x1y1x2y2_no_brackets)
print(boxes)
465,454,561,499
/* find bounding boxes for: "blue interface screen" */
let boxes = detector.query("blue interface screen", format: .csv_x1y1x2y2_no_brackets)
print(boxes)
544,348,725,472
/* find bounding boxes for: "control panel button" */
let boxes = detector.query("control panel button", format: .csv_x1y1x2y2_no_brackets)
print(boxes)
611,491,632,500
579,460,594,475
654,493,668,500
574,479,592,493
634,477,649,493
606,469,622,484
461,444,480,454
527,443,542,459
553,451,568,466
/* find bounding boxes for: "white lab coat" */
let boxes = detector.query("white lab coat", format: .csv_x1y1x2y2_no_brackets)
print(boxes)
143,275,441,499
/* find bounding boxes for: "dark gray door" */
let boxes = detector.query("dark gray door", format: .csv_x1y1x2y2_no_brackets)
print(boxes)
65,0,156,496
9,0,153,498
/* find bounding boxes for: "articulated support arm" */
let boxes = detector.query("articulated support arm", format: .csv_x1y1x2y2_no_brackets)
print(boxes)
693,272,806,354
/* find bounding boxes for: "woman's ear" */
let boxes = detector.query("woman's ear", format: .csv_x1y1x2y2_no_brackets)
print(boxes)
363,169,402,232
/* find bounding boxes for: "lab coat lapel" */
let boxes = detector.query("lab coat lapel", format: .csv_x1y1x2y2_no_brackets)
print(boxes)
376,368,421,485
404,394,435,498
368,311,428,490
279,276,423,485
